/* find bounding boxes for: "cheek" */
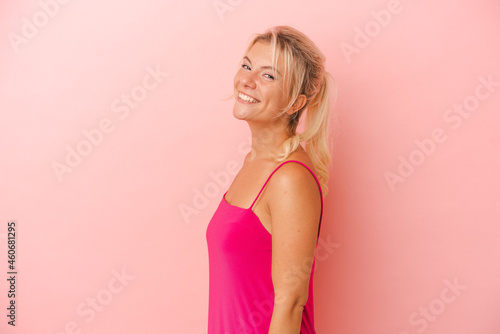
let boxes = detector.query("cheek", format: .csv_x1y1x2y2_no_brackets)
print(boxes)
271,89,289,107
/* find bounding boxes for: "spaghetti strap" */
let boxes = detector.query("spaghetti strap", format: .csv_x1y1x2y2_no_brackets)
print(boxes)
249,160,324,237
249,160,323,209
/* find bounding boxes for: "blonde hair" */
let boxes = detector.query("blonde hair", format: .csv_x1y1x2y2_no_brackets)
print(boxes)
243,26,338,196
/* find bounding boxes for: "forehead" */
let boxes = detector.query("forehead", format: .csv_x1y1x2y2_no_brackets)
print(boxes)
246,40,285,74
247,40,273,57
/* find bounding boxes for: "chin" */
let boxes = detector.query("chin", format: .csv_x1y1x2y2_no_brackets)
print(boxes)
232,106,251,120
233,114,250,121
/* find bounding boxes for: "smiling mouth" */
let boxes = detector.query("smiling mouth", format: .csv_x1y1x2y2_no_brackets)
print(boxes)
238,92,260,103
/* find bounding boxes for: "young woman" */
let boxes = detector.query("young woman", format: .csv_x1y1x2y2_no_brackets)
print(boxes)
206,25,335,334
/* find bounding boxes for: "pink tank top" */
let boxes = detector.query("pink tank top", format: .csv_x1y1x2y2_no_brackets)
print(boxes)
206,160,323,334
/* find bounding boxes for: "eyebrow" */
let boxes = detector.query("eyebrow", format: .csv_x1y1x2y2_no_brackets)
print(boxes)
243,56,282,76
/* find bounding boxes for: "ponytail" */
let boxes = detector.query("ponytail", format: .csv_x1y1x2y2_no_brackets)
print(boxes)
274,72,337,196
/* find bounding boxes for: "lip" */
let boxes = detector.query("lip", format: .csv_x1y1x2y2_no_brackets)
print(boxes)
237,91,260,103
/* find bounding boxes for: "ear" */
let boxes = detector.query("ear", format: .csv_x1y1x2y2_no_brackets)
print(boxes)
286,94,307,116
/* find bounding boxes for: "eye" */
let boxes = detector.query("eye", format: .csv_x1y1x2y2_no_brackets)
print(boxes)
241,64,251,70
263,73,275,80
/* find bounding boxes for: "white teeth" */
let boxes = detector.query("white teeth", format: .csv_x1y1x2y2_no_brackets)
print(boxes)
239,92,259,103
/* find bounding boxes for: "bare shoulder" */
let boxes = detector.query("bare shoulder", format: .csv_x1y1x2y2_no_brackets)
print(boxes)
267,160,320,200
265,147,322,213
272,147,319,190
265,156,322,241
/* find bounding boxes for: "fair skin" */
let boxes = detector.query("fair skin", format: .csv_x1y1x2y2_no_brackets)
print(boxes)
225,40,322,333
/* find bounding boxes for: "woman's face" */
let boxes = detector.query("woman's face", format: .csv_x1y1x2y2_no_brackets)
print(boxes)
233,41,290,123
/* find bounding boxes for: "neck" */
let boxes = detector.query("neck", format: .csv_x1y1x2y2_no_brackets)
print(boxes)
246,119,300,162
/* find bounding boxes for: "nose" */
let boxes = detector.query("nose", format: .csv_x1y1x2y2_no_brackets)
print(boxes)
240,71,257,89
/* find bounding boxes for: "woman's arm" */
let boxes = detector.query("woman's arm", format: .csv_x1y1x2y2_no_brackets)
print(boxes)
266,163,322,334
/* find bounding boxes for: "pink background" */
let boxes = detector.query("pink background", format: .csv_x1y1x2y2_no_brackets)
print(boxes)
1,0,499,333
